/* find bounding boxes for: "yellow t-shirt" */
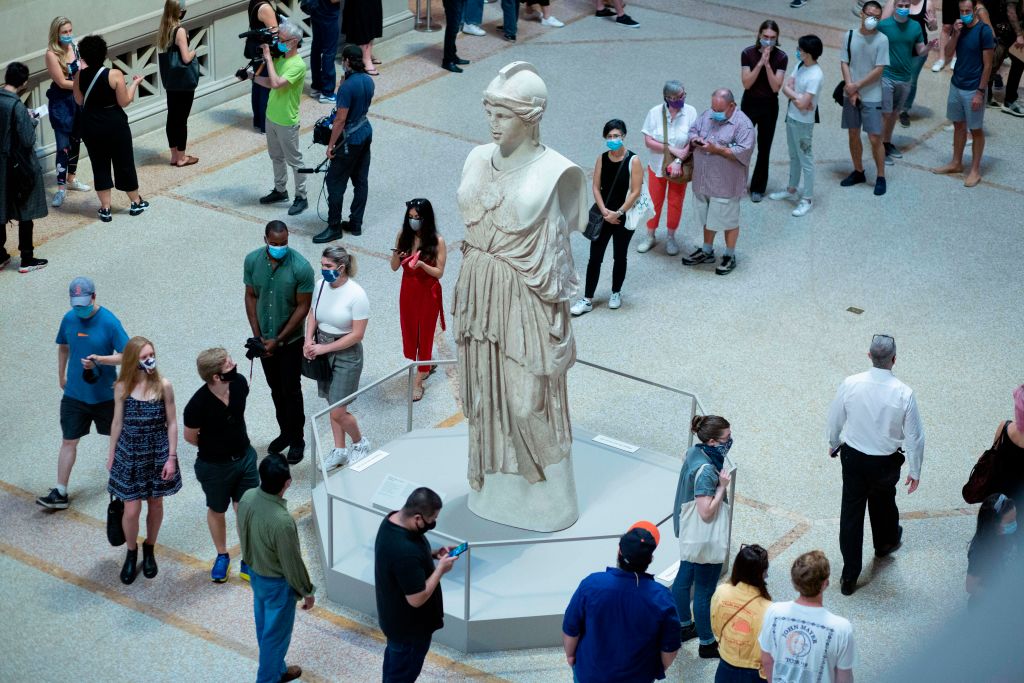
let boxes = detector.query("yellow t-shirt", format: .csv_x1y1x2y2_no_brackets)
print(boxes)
710,581,772,677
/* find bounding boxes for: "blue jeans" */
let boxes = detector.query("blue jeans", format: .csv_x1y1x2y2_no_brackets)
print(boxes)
903,52,928,112
672,560,722,645
715,659,763,683
252,81,270,132
326,137,372,228
500,0,519,36
382,634,432,682
250,572,297,683
309,8,340,94
464,0,483,24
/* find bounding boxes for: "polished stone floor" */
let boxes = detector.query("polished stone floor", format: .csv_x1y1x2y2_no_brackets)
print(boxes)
2,0,1023,680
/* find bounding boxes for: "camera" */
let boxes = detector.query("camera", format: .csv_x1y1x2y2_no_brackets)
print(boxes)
245,336,267,360
236,28,284,81
239,27,277,46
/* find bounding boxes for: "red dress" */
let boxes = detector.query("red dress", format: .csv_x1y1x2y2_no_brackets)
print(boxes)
400,259,445,373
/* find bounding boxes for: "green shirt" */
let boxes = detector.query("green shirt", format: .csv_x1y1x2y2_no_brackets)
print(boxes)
237,488,315,597
878,17,924,82
266,54,306,127
243,246,314,344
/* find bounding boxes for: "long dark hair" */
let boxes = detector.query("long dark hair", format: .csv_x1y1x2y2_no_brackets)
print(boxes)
969,493,1015,556
729,544,771,600
757,19,782,47
342,43,366,74
397,198,439,262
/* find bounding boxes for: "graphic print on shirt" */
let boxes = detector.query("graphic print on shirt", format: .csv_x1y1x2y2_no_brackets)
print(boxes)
775,616,835,682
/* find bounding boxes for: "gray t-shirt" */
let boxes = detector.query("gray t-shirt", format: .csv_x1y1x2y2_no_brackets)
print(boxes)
840,29,890,103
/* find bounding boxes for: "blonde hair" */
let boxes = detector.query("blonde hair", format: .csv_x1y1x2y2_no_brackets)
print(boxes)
117,336,164,399
47,17,74,78
791,550,830,597
157,0,184,51
322,246,357,277
196,347,228,383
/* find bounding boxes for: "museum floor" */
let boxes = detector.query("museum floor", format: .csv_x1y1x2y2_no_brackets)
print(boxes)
3,0,1023,680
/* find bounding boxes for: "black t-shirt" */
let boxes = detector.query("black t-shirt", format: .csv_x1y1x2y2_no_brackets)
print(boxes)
740,45,789,99
183,376,251,463
374,513,444,641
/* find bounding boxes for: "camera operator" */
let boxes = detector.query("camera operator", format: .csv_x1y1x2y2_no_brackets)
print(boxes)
244,0,279,134
243,220,315,464
313,45,375,244
249,21,309,216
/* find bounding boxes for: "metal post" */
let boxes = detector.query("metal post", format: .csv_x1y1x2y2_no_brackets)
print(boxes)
406,365,415,433
688,395,697,450
327,495,335,569
414,0,440,32
463,546,471,622
720,468,737,578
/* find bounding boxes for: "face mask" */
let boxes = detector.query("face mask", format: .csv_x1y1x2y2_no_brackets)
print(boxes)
796,49,803,63
267,244,288,259
605,138,624,151
760,38,775,48
960,13,974,24
864,16,879,30
1003,521,1018,535
139,357,157,372
701,437,734,459
59,35,74,45
73,304,93,319
711,110,728,122
665,97,685,109
895,7,910,18
218,366,238,383
275,41,289,56
408,218,423,231
321,268,339,283
417,517,437,534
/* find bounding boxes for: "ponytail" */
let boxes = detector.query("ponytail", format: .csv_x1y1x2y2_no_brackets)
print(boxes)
690,415,731,443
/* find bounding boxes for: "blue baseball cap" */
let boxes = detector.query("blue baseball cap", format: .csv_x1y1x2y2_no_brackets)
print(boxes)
69,276,96,306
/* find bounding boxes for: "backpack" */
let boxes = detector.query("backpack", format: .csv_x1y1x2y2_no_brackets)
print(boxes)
962,422,1009,504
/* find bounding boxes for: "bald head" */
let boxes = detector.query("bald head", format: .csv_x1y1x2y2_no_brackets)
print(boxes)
713,88,735,105
710,89,737,120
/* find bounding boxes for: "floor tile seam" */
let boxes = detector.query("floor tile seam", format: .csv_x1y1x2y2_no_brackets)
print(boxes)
812,507,977,525
765,520,812,560
529,34,749,46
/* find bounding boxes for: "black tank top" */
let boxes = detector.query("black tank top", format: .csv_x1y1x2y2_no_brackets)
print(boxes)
78,66,117,109
909,1,929,38
995,421,1024,500
599,151,632,211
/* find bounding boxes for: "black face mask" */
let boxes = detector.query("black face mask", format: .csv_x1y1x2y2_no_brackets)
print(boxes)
417,517,437,534
218,366,238,383
180,10,187,19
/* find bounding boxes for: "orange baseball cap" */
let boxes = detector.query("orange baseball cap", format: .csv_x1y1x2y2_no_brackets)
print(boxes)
628,520,660,547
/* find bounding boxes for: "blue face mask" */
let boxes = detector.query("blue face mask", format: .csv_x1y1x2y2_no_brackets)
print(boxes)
1003,520,1018,535
796,49,803,63
759,38,775,49
961,13,974,24
701,437,733,460
605,138,624,151
275,41,289,56
59,35,74,45
321,268,339,283
895,7,911,17
267,244,288,260
73,304,93,319
711,110,728,122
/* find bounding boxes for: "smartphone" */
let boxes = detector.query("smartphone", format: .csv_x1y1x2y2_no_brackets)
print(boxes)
691,139,705,147
448,542,469,558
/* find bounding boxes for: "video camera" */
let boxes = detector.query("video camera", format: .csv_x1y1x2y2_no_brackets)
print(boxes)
239,27,277,46
235,28,280,81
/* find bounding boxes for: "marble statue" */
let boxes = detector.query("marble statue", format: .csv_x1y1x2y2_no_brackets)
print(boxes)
452,62,589,532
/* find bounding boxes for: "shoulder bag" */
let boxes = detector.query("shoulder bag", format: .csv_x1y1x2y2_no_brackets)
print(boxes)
584,151,632,241
662,105,693,185
962,421,1009,504
624,154,655,230
158,27,200,92
107,494,126,546
678,463,731,564
833,30,854,106
301,281,334,382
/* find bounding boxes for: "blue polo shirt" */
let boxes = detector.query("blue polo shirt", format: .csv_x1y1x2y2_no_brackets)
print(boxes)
55,306,129,404
562,567,681,683
334,72,374,145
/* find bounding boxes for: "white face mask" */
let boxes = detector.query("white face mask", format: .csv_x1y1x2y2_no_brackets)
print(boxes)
409,218,422,231
864,16,879,30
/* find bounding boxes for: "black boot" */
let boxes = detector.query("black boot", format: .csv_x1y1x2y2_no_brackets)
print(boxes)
142,541,158,579
120,547,138,585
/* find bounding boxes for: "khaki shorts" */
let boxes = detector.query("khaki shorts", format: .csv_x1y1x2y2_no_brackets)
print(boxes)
692,191,741,231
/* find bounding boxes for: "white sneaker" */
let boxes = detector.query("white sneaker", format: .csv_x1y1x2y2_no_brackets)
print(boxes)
66,179,91,192
769,189,797,201
541,16,565,27
665,235,679,256
325,447,349,469
949,57,956,70
608,292,622,309
791,199,813,217
462,23,486,36
570,298,593,316
636,234,656,253
51,189,66,207
931,59,945,72
350,438,371,463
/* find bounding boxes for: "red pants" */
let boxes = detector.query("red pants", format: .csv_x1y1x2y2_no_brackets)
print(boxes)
646,166,687,231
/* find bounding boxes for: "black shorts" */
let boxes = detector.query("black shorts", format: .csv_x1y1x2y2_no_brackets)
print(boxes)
942,0,958,24
194,446,260,513
60,396,114,440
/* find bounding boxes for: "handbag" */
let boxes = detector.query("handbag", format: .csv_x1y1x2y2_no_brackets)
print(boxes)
107,494,126,547
678,463,731,564
158,28,200,91
625,157,656,230
301,282,334,382
962,421,1009,504
662,105,693,185
584,151,632,241
833,30,854,106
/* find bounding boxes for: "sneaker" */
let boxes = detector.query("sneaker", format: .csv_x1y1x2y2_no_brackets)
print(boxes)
987,97,1002,109
541,16,565,27
715,254,737,275
287,441,305,465
608,292,622,309
129,199,150,216
18,257,49,273
616,14,640,27
768,189,797,201
930,59,945,72
680,623,698,643
239,560,251,582
635,234,656,253
792,199,813,217
665,235,679,256
899,111,911,127
318,92,335,104
51,189,66,207
884,154,894,167
1002,101,1024,117
750,192,764,203
681,247,715,266
874,177,887,196
595,8,616,17
840,170,866,187
462,23,486,36
790,0,808,6
211,553,230,583
325,447,349,469
288,196,308,216
98,207,113,223
313,224,344,244
884,143,903,159
698,641,721,659
268,434,290,455
350,438,372,464
66,179,91,192
259,189,289,204
36,488,69,509
570,298,593,316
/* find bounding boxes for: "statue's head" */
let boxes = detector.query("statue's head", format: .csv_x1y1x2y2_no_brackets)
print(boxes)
482,62,548,146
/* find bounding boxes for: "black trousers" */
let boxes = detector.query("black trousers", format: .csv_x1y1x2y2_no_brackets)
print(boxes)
740,95,779,195
1006,51,1024,105
165,89,196,150
839,444,904,582
326,138,372,229
584,221,634,298
442,0,465,65
259,338,305,446
1,220,34,261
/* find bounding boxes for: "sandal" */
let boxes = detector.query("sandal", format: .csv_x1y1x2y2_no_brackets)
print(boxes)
412,385,425,402
372,57,382,65
366,69,381,77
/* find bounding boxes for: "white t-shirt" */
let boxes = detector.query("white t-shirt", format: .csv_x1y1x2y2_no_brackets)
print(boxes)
787,63,824,124
641,102,698,177
758,601,856,683
313,278,369,335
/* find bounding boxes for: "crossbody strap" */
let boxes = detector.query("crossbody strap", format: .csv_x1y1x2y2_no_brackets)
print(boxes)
83,67,107,108
661,104,674,168
314,279,326,323
722,595,760,632
606,150,632,199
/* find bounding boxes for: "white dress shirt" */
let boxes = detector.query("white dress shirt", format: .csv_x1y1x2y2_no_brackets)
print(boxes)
827,367,925,480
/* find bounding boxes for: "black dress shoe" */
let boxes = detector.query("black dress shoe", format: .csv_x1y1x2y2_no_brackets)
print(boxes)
121,547,138,585
442,63,464,73
268,434,290,455
287,442,305,465
454,58,470,65
840,579,856,596
142,542,158,579
313,225,344,244
875,525,904,558
680,623,698,643
342,221,362,236
698,641,720,659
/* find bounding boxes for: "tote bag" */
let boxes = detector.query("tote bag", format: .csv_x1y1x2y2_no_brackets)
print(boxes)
158,28,200,92
624,157,655,230
678,463,731,564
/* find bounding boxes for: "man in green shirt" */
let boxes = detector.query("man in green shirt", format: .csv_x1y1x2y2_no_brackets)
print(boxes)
238,454,314,683
878,1,929,163
243,220,314,463
252,20,309,216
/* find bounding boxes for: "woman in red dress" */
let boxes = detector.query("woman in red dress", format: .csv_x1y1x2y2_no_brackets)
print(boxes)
391,198,447,401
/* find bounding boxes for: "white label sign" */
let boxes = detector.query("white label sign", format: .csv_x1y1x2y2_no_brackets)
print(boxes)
592,434,640,453
370,474,446,512
350,449,389,472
